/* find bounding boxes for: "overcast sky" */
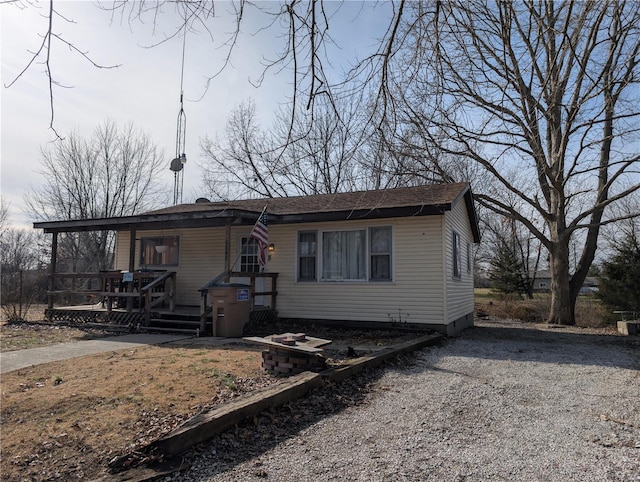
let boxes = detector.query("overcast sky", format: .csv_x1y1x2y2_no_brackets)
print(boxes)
1,1,387,229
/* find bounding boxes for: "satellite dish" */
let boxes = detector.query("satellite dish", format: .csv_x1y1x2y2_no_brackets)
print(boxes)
195,197,211,203
170,157,184,172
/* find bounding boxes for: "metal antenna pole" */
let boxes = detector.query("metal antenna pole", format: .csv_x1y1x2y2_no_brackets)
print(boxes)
170,15,188,205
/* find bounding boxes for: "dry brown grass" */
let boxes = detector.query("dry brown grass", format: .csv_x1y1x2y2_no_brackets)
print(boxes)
474,291,616,328
0,317,414,481
1,340,269,481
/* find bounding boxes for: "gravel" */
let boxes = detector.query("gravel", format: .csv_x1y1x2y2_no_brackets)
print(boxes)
167,320,640,482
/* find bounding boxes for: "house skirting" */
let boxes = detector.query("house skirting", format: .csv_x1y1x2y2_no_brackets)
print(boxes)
278,313,474,337
442,312,474,337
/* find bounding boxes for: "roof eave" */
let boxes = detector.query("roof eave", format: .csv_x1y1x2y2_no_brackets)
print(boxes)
33,204,454,234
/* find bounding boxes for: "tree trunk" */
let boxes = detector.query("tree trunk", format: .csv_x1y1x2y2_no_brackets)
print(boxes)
547,241,575,325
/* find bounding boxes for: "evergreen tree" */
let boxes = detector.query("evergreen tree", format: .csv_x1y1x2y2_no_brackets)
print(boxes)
598,235,640,314
489,241,529,297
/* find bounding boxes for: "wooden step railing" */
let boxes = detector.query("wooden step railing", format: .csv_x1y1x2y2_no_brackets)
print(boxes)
46,270,177,324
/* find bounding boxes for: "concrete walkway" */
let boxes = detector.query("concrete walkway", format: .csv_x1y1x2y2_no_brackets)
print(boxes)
0,334,195,374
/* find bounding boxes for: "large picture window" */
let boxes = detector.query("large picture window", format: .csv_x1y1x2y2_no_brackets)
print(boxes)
296,226,393,282
140,236,180,267
322,230,366,281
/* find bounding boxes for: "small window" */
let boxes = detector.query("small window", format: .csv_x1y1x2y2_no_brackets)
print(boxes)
370,226,392,281
240,237,260,273
453,231,461,278
298,231,317,281
466,242,472,273
140,236,180,266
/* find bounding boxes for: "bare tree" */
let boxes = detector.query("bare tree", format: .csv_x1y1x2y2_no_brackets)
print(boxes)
0,200,46,321
0,196,9,236
7,0,370,137
384,1,640,325
26,121,167,274
199,96,378,199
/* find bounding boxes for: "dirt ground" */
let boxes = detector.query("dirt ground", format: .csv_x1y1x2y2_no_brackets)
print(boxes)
0,317,415,481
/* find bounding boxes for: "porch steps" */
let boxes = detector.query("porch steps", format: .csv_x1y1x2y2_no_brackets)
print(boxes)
146,317,212,336
139,324,202,336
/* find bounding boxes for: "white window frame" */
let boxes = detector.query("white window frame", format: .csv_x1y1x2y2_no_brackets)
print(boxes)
453,231,462,279
297,230,318,282
296,226,393,283
321,229,367,281
238,235,261,273
369,226,393,282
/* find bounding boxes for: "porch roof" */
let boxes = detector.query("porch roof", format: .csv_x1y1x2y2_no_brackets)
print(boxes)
34,182,480,242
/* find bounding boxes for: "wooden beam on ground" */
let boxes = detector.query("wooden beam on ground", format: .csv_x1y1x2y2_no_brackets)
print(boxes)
150,371,322,456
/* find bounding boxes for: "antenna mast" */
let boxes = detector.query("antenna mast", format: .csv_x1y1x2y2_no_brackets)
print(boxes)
170,19,188,205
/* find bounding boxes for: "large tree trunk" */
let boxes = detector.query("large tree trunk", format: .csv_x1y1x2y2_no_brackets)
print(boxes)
547,241,575,325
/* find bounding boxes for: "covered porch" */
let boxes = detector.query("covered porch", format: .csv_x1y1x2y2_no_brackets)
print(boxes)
45,269,278,335
36,207,279,336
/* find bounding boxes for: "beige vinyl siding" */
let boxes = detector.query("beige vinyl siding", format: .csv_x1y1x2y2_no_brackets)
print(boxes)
268,217,445,325
444,199,475,323
114,214,452,325
115,228,227,305
114,230,133,270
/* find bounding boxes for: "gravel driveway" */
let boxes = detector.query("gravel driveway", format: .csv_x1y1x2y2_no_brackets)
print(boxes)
173,320,639,482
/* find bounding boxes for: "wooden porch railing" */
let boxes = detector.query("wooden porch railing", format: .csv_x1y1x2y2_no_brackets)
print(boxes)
46,270,177,325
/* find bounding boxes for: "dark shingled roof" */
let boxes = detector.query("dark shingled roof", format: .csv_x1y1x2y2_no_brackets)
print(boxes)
34,183,480,242
148,182,468,216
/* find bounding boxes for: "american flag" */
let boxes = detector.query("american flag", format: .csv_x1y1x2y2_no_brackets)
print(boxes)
250,208,268,267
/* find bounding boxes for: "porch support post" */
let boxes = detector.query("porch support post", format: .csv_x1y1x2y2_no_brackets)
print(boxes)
47,232,58,309
224,221,231,282
126,229,136,311
128,229,136,271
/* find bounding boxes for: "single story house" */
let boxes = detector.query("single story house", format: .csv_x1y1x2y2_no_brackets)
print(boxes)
35,182,480,336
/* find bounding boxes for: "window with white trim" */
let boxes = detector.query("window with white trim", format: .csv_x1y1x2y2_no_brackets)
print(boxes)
453,231,462,278
297,231,317,281
140,236,180,266
370,226,392,281
322,230,366,280
466,242,472,273
239,237,260,273
297,227,393,282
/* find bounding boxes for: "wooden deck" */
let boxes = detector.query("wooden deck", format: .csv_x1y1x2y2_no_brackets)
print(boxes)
45,270,279,336
44,303,276,336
